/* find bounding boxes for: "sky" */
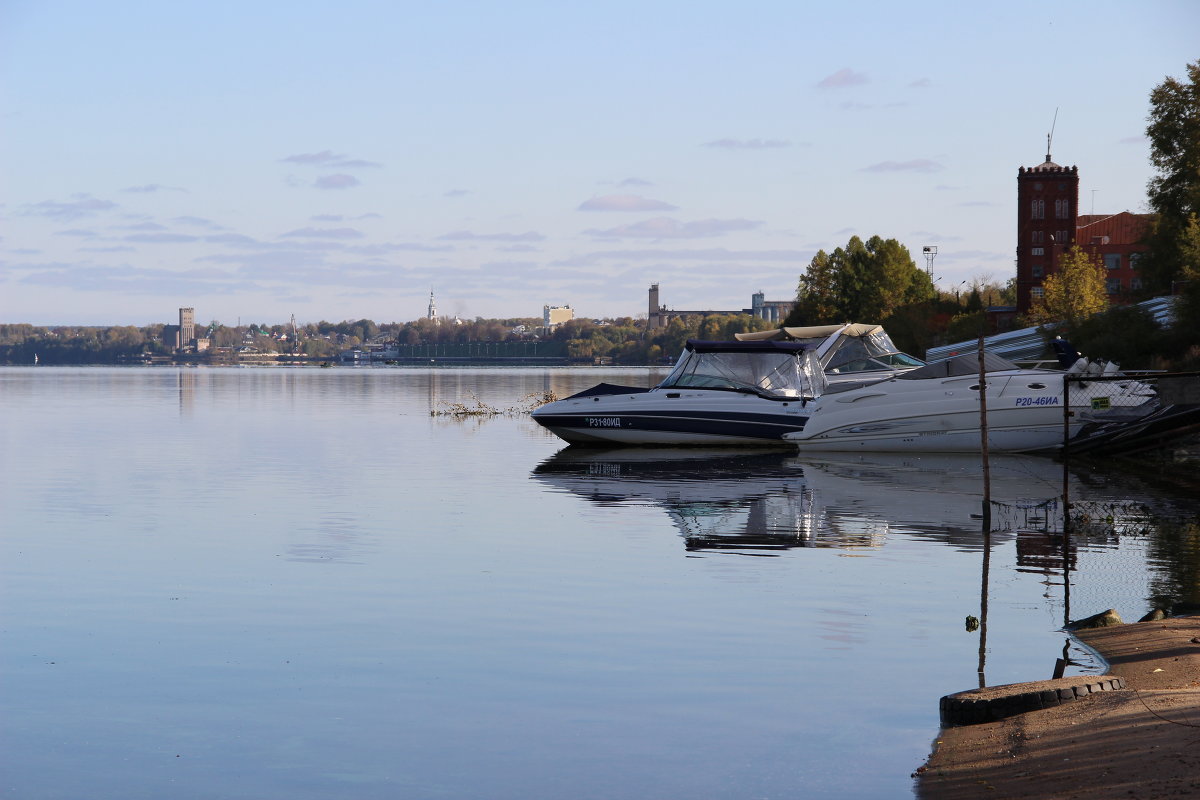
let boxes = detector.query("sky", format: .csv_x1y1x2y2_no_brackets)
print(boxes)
2,0,1198,327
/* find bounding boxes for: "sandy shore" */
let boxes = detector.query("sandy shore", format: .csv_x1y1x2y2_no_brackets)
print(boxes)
916,615,1200,799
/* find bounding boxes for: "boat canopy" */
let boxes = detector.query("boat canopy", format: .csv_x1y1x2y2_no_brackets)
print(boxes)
735,323,924,374
658,339,827,399
897,352,1020,379
736,322,882,342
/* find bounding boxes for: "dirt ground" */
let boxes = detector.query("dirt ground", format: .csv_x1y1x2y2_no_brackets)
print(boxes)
916,616,1200,799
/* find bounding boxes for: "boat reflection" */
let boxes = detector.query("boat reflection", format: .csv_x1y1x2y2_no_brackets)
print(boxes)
532,449,1078,555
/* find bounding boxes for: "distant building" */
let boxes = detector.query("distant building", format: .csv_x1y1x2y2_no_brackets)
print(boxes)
1015,153,1150,313
180,308,195,346
427,291,439,324
543,304,574,330
646,284,794,328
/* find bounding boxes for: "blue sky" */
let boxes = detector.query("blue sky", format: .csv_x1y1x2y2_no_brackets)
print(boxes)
2,0,1197,326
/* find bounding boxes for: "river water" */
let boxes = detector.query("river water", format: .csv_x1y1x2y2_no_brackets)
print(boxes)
1,366,1196,799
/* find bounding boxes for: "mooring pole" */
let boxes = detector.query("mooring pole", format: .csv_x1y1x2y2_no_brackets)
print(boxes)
1062,374,1071,524
978,334,991,530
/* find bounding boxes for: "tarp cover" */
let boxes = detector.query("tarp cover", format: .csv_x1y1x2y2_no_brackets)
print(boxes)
734,323,883,342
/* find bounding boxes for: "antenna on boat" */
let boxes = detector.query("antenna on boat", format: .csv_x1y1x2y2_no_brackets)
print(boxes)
1046,107,1058,162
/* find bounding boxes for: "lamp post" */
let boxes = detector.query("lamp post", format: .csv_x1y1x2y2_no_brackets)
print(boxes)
922,246,937,279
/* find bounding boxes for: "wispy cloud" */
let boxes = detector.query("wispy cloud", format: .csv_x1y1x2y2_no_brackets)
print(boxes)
123,232,200,243
444,189,470,198
437,230,546,242
121,184,187,193
817,68,868,89
578,195,678,212
314,174,361,190
552,246,806,267
117,221,168,231
55,228,98,238
584,217,762,240
618,177,653,187
310,213,381,222
172,216,223,229
909,77,932,88
22,194,117,220
1119,135,1146,144
280,227,365,239
862,159,943,173
281,150,381,168
703,138,792,150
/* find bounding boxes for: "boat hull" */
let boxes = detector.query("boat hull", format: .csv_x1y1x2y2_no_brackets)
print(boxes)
532,389,811,446
786,370,1149,453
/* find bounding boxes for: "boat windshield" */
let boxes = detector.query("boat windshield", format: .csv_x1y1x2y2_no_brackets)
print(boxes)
658,344,826,398
824,330,924,374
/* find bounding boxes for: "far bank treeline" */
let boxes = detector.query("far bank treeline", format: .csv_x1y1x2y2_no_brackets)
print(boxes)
0,314,780,366
0,233,1194,368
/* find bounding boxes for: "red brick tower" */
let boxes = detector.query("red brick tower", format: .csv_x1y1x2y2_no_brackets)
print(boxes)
1015,149,1079,312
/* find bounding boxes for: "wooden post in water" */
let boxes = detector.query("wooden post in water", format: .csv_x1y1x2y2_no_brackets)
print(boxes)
1062,374,1071,525
977,334,991,530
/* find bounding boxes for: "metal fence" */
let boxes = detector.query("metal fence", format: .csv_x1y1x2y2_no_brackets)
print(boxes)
1062,370,1200,457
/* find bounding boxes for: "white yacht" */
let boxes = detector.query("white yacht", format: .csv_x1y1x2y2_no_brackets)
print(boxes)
531,339,826,446
785,352,1157,452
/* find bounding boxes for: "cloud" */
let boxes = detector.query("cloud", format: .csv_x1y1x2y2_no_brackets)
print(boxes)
1119,135,1146,144
444,189,470,198
281,150,381,168
552,246,807,267
23,194,117,220
205,233,264,247
118,221,168,231
310,213,382,222
584,217,762,240
172,216,223,229
123,232,200,243
55,228,98,238
703,138,792,150
958,200,997,207
862,159,944,173
817,68,868,89
79,245,137,253
121,184,186,193
314,174,361,190
618,177,653,187
909,77,932,88
437,230,546,242
578,194,678,212
280,227,365,239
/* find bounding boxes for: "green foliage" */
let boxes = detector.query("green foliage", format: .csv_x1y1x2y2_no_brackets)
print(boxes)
1070,304,1167,370
944,310,989,345
1028,246,1109,328
788,235,934,325
1142,60,1200,295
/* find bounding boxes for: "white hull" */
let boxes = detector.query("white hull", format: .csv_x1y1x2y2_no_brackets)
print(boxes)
787,369,1149,453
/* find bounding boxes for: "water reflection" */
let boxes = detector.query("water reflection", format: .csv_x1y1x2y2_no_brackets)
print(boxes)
531,449,1076,555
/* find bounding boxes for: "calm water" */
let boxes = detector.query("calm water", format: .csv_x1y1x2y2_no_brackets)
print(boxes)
2,367,1196,799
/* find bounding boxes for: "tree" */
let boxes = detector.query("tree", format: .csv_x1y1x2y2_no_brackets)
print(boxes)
1142,60,1200,294
786,235,934,325
1028,245,1108,328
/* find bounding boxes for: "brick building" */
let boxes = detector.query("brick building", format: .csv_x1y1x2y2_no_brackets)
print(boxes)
1015,154,1151,313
